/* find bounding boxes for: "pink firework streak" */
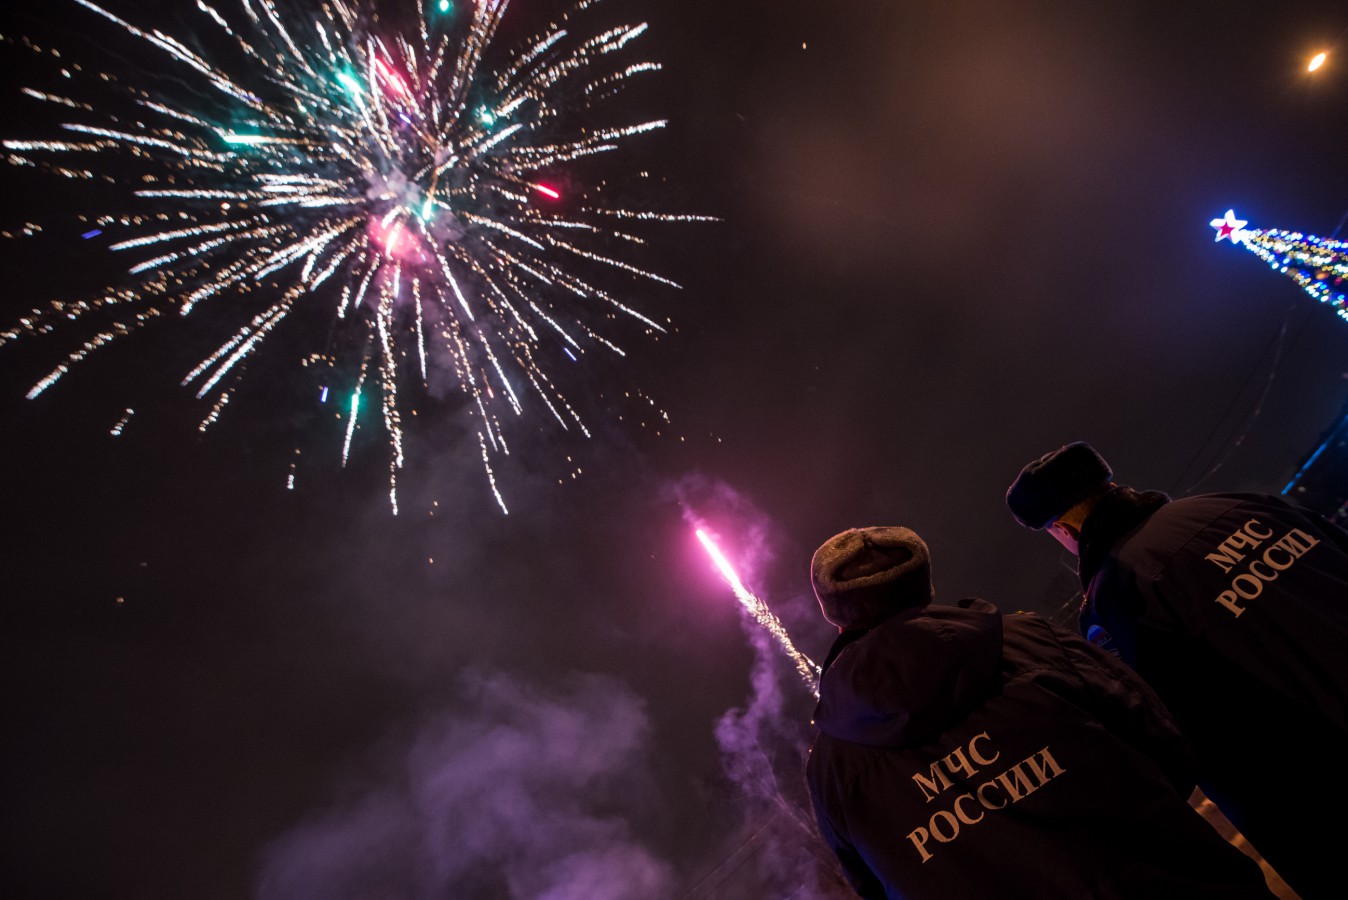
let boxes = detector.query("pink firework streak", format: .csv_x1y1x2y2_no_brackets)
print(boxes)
695,528,821,696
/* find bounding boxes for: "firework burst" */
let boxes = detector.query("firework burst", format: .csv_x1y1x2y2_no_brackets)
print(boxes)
1,0,710,513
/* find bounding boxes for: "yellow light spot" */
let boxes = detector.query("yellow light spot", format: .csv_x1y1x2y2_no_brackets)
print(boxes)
1309,51,1328,72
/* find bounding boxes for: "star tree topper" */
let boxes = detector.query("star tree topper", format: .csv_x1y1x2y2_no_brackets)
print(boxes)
1211,209,1249,243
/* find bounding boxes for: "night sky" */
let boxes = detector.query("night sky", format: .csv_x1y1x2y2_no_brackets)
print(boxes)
3,1,1347,898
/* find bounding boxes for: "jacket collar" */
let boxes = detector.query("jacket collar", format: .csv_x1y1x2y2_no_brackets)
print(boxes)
813,599,1003,748
820,626,869,675
1077,485,1170,589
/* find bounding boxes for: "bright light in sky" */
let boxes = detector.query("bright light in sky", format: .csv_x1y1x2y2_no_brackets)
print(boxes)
1309,51,1327,72
695,528,749,596
694,526,821,696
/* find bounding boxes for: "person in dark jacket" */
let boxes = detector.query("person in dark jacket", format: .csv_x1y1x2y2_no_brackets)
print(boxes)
804,525,1276,900
1006,440,1348,899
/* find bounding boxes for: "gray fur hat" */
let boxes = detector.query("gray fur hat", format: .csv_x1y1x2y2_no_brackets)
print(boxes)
810,526,933,631
1006,441,1113,530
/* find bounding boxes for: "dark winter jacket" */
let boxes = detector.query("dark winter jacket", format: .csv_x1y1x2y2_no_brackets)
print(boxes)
1079,487,1348,899
806,598,1274,900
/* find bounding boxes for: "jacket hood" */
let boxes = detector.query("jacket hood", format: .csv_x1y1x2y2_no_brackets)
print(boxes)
813,598,1003,748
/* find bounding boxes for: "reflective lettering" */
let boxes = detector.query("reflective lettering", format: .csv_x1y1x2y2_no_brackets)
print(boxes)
1024,747,1066,786
929,810,959,843
913,764,953,803
968,732,999,767
1271,533,1306,560
954,793,984,826
1244,519,1274,540
1247,559,1277,582
1211,527,1322,616
976,781,1006,809
914,734,994,802
1262,544,1295,571
907,826,933,863
1231,573,1265,600
907,741,1069,864
942,746,979,781
995,765,1036,802
1214,590,1246,617
1205,546,1245,574
1207,519,1274,572
1287,529,1321,554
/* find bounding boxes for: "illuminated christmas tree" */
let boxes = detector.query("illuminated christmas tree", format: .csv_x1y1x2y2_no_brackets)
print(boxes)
1211,209,1348,322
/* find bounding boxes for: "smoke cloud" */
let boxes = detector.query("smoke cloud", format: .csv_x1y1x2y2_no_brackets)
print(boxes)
255,668,676,900
256,475,850,898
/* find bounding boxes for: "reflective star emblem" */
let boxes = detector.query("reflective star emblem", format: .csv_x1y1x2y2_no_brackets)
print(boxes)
1210,209,1248,243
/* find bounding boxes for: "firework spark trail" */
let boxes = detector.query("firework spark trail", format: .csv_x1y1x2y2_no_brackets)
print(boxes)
1,0,715,513
695,527,821,698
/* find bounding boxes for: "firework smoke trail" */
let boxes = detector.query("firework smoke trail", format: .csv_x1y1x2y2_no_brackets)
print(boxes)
1,0,713,513
695,527,821,698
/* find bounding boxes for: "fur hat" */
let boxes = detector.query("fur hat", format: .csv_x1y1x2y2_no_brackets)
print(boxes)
810,526,933,631
1006,441,1112,530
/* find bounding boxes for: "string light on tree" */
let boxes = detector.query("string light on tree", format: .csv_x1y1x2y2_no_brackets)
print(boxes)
1210,210,1348,323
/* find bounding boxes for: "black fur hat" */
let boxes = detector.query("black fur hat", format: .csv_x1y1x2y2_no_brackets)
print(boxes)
810,526,933,631
1006,441,1113,530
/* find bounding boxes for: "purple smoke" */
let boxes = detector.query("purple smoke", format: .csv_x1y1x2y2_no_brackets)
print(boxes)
255,668,675,900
